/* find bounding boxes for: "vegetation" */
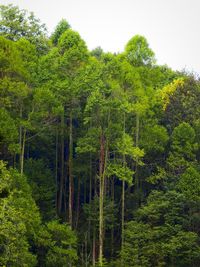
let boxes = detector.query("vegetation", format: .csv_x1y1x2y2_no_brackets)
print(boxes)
0,4,200,267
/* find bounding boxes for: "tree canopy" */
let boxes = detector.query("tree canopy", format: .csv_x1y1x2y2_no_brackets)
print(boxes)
0,4,200,267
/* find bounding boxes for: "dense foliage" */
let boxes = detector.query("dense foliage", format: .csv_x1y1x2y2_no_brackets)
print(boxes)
0,4,200,267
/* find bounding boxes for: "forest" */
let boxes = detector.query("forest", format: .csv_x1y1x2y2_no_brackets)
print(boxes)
0,4,200,267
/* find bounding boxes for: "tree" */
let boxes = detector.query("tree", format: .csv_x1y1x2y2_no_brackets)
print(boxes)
51,19,71,46
24,159,56,220
163,76,200,130
125,35,155,67
1,5,200,266
120,190,200,266
0,161,41,266
91,46,104,59
0,4,48,54
42,220,77,267
167,122,197,174
57,28,88,226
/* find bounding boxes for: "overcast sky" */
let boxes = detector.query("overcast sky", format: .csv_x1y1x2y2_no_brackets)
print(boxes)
1,0,200,75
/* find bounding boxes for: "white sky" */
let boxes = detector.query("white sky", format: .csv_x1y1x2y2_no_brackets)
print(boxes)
1,0,200,75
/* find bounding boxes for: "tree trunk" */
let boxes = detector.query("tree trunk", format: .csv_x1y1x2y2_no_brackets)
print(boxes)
85,232,88,267
121,179,125,245
88,153,92,263
55,128,58,215
84,176,87,204
19,105,22,174
68,110,73,227
135,113,140,206
92,227,96,266
75,176,80,229
111,177,114,258
58,112,64,214
20,128,26,175
92,167,97,267
121,112,126,265
99,132,105,267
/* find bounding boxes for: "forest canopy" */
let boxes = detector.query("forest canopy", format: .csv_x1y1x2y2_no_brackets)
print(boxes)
0,4,200,267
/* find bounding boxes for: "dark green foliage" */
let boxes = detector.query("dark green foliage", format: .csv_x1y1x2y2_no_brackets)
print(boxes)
164,77,200,130
121,190,200,266
91,46,104,59
0,108,18,154
0,161,40,266
121,221,200,267
167,122,197,174
37,220,77,267
24,159,56,220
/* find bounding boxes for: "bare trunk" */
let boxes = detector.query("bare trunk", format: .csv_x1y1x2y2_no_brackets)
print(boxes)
111,177,114,258
55,128,58,215
13,154,16,169
121,112,126,265
135,113,140,206
99,132,105,267
89,154,92,204
85,233,88,267
135,113,139,148
19,105,22,174
99,176,104,266
88,153,92,262
84,176,87,204
89,153,92,229
92,227,96,266
68,110,73,227
58,112,64,214
20,129,26,175
92,168,97,267
19,105,22,155
121,180,125,243
75,176,80,229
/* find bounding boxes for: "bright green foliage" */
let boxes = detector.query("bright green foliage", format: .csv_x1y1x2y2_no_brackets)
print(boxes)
0,36,27,78
159,78,184,110
0,4,46,40
37,47,60,87
107,163,134,185
76,127,101,154
51,19,71,46
58,29,88,72
116,133,144,161
140,125,169,154
0,4,48,54
16,38,38,83
1,4,200,266
0,77,30,108
125,35,155,66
